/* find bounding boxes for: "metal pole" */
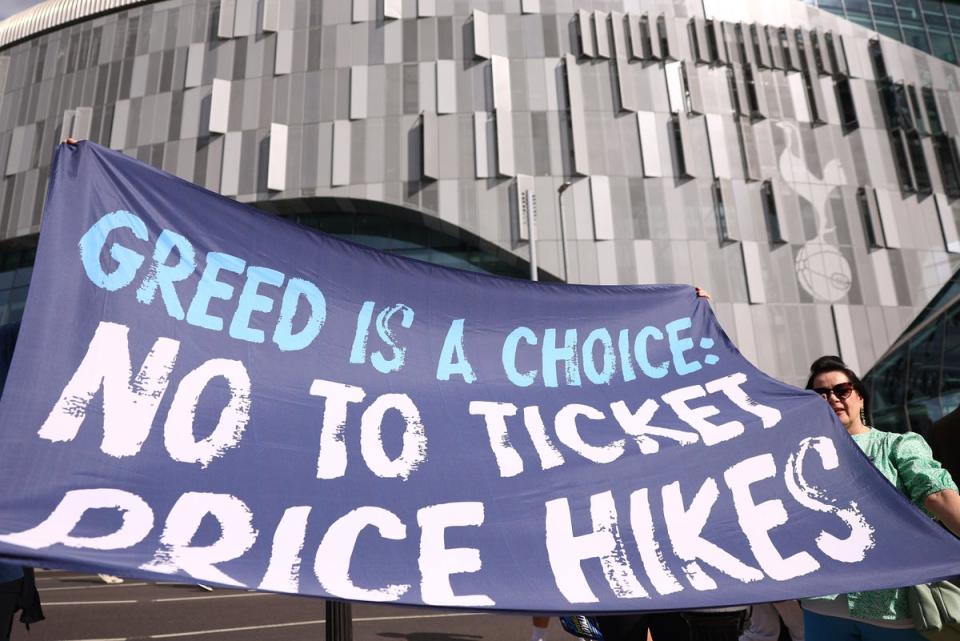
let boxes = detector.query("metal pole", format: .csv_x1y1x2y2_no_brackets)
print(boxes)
326,600,353,641
526,189,538,281
557,182,572,283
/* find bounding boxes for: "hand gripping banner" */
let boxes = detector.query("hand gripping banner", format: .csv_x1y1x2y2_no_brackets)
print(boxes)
0,141,957,612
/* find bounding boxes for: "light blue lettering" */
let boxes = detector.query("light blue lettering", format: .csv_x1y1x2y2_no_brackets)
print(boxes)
666,316,701,376
618,329,636,383
135,229,196,320
78,210,148,291
273,278,327,352
502,327,538,387
370,304,415,373
582,328,615,385
635,326,669,379
229,266,285,343
185,252,246,331
436,319,476,383
543,328,580,388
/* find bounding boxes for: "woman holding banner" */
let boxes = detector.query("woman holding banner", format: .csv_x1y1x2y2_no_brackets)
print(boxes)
802,355,960,640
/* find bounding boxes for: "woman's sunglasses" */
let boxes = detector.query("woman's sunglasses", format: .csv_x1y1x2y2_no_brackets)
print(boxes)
812,382,855,401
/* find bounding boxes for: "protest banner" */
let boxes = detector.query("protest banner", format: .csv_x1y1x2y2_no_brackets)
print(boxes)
0,141,956,612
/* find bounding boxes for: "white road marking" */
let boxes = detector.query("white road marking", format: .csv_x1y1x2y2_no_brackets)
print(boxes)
153,592,270,603
41,582,149,592
36,574,106,583
45,600,138,606
146,612,484,638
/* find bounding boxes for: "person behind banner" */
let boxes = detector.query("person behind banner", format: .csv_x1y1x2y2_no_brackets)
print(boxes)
740,601,803,641
801,355,960,641
596,289,748,641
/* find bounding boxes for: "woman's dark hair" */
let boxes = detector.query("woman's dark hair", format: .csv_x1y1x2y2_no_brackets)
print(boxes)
805,355,869,413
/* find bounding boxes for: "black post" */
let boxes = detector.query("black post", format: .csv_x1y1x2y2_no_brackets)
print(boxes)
326,599,353,641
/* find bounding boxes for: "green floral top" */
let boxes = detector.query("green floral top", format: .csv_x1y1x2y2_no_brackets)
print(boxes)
812,429,957,621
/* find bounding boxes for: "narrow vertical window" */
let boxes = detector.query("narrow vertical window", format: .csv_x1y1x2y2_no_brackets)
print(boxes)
713,179,732,243
835,77,858,131
933,134,960,198
869,39,889,81
762,180,785,243
657,15,670,59
906,85,927,135
890,130,916,193
857,187,884,249
672,114,689,177
923,87,943,135
906,130,931,194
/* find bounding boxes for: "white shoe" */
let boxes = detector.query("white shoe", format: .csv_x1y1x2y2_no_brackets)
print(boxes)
98,574,124,584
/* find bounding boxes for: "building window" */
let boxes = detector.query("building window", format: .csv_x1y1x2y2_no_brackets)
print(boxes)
824,31,846,75
656,15,670,59
761,180,785,244
810,30,827,74
706,19,721,63
689,19,707,63
728,67,743,116
639,15,657,59
750,24,767,67
835,77,859,130
866,346,909,432
713,179,733,244
906,84,926,135
671,114,688,177
923,86,943,135
886,83,914,131
744,64,764,119
735,23,749,64
906,130,932,194
933,134,960,198
780,28,798,71
890,130,916,193
869,39,889,80
680,62,701,114
856,187,884,249
0,245,35,326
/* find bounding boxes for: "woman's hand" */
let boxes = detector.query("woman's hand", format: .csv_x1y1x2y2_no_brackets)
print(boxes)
924,489,960,537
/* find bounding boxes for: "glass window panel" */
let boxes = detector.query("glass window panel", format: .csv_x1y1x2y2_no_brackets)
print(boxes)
846,0,874,23
948,3,960,33
897,0,923,24
931,33,957,63
907,319,944,404
868,345,908,420
848,15,876,29
12,267,31,288
871,0,902,39
902,24,931,52
922,0,949,28
941,304,960,416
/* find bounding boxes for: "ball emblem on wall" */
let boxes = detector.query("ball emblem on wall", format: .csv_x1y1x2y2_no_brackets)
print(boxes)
795,242,852,303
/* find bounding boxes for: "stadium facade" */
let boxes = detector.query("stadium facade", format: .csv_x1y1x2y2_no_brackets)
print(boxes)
0,0,959,388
